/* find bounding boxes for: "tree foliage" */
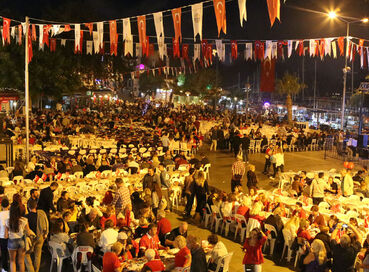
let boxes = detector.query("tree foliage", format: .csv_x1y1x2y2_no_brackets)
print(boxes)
275,72,306,97
139,72,165,94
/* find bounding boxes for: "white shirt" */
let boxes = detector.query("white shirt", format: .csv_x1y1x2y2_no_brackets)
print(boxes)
0,210,9,238
99,228,118,252
211,241,228,263
343,174,354,196
275,153,284,167
6,217,28,239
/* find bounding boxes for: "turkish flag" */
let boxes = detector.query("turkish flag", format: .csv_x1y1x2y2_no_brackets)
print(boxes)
2,18,11,44
173,38,180,58
31,24,37,41
260,58,275,92
137,16,147,57
109,20,118,56
255,41,264,60
213,0,226,36
298,40,304,56
337,37,344,56
182,44,189,59
277,41,286,59
171,8,182,43
144,36,150,56
74,31,83,54
43,25,51,47
85,23,93,36
231,40,237,60
319,39,325,58
27,27,33,63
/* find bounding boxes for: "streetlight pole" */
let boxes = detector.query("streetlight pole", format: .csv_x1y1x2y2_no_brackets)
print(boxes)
341,21,349,130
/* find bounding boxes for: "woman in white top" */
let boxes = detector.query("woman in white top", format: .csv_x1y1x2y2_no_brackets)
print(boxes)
50,218,73,256
99,219,118,252
207,234,228,270
6,202,34,272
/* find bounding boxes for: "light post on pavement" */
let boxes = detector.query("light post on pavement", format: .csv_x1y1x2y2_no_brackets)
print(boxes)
328,11,368,130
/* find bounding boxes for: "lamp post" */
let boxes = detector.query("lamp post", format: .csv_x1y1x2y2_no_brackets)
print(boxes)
328,11,368,130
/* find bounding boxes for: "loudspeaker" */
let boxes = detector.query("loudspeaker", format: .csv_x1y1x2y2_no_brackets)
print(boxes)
358,134,369,148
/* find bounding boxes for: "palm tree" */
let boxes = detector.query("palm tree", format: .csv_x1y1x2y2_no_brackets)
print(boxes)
275,72,306,123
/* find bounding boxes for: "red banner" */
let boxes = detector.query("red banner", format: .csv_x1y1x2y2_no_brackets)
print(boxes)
260,58,275,92
2,18,11,44
171,8,182,43
213,0,226,36
231,40,237,60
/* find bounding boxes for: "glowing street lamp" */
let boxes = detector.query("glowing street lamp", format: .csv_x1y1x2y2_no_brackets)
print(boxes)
328,11,369,129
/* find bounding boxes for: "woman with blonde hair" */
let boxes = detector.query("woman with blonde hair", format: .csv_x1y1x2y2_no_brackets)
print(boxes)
302,239,327,272
284,216,300,237
173,235,191,269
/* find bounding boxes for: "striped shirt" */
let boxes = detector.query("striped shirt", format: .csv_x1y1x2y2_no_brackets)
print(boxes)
112,186,131,210
232,160,245,176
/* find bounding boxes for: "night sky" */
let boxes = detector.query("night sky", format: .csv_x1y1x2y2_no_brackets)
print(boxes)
1,0,369,99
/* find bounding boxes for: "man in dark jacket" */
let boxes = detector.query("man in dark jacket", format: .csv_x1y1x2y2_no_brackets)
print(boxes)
187,235,207,272
37,182,58,216
241,134,250,163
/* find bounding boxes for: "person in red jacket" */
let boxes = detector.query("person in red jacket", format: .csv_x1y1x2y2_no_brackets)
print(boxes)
242,228,267,272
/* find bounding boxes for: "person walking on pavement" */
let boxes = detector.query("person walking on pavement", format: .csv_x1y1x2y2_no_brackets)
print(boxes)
241,134,250,163
231,155,246,192
247,165,258,193
210,126,218,151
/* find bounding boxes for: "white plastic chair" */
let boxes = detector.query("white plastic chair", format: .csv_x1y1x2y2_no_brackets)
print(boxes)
48,241,71,272
203,204,212,228
211,205,223,233
281,229,295,262
246,218,261,238
209,252,234,272
234,214,247,243
72,246,94,272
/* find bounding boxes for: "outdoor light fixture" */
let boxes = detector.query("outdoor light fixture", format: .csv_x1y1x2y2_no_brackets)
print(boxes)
362,18,369,23
328,11,337,19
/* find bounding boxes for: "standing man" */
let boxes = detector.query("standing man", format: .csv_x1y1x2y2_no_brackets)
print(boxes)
25,199,49,272
241,134,250,163
112,178,132,216
158,163,171,211
210,126,218,151
27,189,39,213
310,173,329,205
37,182,58,217
161,132,170,153
231,155,246,192
263,144,273,175
341,168,354,197
246,165,258,193
142,166,162,215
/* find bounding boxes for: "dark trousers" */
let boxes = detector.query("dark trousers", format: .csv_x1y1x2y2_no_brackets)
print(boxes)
313,197,324,205
242,150,249,162
0,238,9,272
273,164,284,178
231,179,242,193
263,158,271,173
185,193,195,216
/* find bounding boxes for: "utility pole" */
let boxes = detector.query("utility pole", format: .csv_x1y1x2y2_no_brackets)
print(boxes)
25,16,30,164
314,59,317,109
302,53,305,102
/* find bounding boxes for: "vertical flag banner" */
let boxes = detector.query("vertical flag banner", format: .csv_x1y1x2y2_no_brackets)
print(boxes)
182,44,189,59
93,31,99,53
85,23,93,36
109,20,118,56
43,25,51,47
277,41,285,59
50,38,56,52
153,12,164,43
74,24,81,51
325,38,332,56
27,26,33,63
213,0,227,36
97,22,104,51
271,41,278,59
287,40,293,58
201,40,208,57
194,44,201,61
245,43,253,60
17,24,22,45
332,41,337,58
123,18,133,57
64,25,72,32
38,25,44,50
238,0,247,27
137,16,147,56
216,40,224,61
31,24,36,41
231,40,238,60
192,3,203,41
206,43,213,63
2,18,11,44
86,40,93,55
51,25,60,36
337,37,344,56
172,8,182,43
173,37,180,58
266,0,280,26
265,40,272,59
260,58,276,92
309,39,315,57
255,40,264,60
